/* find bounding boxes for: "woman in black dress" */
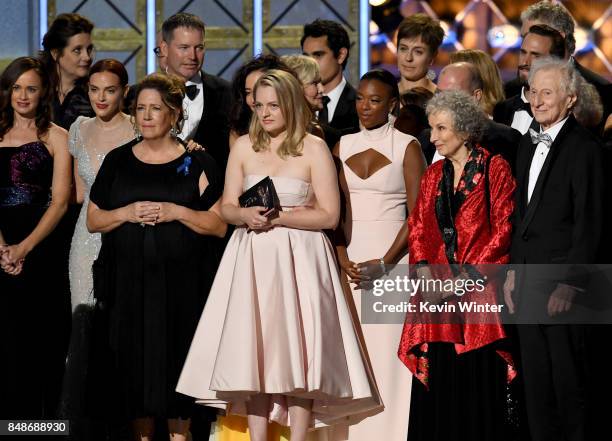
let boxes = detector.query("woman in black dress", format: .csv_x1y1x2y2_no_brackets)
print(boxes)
87,73,226,440
0,57,71,418
39,13,95,130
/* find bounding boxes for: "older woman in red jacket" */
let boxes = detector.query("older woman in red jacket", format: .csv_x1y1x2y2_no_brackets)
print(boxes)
398,90,517,441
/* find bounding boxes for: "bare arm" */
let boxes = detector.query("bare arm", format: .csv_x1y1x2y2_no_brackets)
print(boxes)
380,140,425,265
73,158,85,204
156,172,227,237
271,137,340,230
3,127,71,266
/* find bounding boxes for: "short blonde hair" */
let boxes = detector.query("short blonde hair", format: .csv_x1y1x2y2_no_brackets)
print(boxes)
450,49,505,115
249,69,312,158
280,54,320,86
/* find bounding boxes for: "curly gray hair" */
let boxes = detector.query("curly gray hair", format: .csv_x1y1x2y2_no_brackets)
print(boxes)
520,1,575,55
426,90,487,146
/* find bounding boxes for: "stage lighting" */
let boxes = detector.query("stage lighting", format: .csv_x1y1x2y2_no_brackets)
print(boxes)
487,24,521,49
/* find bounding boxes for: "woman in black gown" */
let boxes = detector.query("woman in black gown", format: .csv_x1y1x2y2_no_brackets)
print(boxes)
0,57,72,418
87,73,226,441
39,13,96,130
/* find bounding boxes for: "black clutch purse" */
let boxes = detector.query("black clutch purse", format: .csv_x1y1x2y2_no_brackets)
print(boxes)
239,176,282,218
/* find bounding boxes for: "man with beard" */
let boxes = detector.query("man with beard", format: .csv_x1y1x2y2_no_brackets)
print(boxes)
494,24,565,134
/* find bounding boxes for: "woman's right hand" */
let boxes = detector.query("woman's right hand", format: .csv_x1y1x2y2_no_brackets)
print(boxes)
122,201,160,226
240,206,272,230
339,258,369,287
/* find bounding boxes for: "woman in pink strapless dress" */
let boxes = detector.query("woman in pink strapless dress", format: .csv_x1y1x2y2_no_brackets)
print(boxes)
333,70,426,441
177,70,381,441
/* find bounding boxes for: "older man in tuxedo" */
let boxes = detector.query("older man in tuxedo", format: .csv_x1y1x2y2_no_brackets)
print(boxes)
158,13,232,170
504,1,610,130
420,62,521,167
504,58,604,441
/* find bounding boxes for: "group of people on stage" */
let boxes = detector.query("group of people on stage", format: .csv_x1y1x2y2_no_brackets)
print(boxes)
0,1,611,441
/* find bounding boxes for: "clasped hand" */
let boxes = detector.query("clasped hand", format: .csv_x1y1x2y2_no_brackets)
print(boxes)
0,243,26,276
240,206,276,230
125,201,179,226
342,259,386,290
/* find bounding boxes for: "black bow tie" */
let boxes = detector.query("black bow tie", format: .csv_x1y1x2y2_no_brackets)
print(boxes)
513,98,532,116
319,96,331,124
186,84,199,100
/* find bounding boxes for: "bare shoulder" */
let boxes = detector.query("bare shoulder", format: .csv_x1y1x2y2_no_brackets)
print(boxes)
231,134,254,155
302,133,330,159
44,123,69,154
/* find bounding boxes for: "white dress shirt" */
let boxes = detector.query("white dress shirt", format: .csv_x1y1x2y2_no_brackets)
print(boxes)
322,76,347,123
180,72,204,141
511,87,534,135
527,116,568,203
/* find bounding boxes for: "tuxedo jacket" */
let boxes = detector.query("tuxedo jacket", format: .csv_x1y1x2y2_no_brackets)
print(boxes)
418,119,521,169
329,82,360,136
493,94,526,127
192,72,232,171
124,71,232,171
510,116,603,284
502,61,610,132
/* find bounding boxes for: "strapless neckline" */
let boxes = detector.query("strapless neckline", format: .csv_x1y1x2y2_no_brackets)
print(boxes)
0,141,49,152
245,174,311,185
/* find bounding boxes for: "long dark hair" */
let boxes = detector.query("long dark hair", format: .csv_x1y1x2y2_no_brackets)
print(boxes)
229,54,293,136
39,13,94,94
0,57,53,141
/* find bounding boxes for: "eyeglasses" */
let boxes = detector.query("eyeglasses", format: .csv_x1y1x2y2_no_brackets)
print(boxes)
153,47,161,57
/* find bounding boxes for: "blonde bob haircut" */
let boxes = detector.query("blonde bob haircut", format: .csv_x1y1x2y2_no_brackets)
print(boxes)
280,54,320,86
450,49,505,116
249,69,312,158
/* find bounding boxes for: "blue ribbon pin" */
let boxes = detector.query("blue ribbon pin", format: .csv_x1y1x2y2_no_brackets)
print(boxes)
177,156,192,176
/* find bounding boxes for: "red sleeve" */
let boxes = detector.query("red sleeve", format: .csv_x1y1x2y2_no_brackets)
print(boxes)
409,165,437,263
475,156,515,264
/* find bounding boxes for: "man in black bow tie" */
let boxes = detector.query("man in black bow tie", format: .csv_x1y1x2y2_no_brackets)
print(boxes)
504,57,604,441
493,24,565,134
159,13,232,170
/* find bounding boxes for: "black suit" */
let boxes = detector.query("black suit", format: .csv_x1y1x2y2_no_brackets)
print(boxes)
418,119,521,169
328,81,360,135
502,60,611,133
511,115,604,441
123,72,232,171
493,94,528,128
192,72,232,171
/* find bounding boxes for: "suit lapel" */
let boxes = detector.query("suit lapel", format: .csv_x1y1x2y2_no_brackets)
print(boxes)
199,70,212,125
330,83,350,126
519,117,576,235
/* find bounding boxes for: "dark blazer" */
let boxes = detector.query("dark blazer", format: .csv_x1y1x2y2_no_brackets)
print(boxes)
329,81,360,135
418,119,521,169
493,94,528,128
503,77,522,101
193,72,232,172
511,115,603,292
123,72,232,171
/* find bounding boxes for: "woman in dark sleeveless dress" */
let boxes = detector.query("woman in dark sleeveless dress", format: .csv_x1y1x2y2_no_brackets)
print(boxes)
87,73,226,441
39,13,95,130
0,57,72,418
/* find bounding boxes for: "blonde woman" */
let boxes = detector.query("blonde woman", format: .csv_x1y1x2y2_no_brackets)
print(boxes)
282,54,341,149
177,70,381,441
450,49,505,116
